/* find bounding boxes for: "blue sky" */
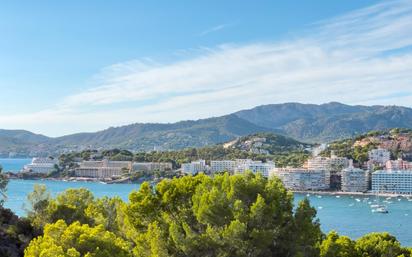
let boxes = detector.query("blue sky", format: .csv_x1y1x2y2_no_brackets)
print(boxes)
1,0,411,136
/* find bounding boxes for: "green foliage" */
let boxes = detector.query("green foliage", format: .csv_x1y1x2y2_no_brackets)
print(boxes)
355,232,411,257
24,220,132,257
124,172,322,257
21,173,412,257
26,184,51,229
320,231,357,257
27,187,95,229
0,166,8,206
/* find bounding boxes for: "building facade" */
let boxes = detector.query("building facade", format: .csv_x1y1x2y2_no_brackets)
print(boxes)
372,170,412,195
385,159,412,171
235,160,276,177
23,157,58,174
74,160,132,178
270,168,330,191
369,149,391,164
181,160,208,175
341,167,369,192
132,162,173,172
305,154,352,172
210,160,237,173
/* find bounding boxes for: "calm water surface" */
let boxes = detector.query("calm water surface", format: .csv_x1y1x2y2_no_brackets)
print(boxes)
4,178,412,246
0,158,32,172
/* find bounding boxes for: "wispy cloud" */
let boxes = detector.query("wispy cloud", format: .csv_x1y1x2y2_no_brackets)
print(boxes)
198,23,232,36
2,0,412,136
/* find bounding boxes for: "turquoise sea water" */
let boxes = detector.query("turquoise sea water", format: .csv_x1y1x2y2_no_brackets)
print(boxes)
0,158,32,172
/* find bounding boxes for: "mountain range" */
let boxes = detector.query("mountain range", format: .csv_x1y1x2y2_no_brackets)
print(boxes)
1,102,412,156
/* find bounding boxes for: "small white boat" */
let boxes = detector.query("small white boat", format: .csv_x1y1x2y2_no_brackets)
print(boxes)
306,194,310,197
318,206,323,210
317,195,322,199
373,206,389,214
355,198,361,202
336,195,340,198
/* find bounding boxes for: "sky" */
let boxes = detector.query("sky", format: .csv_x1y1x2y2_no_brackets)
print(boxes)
1,0,412,137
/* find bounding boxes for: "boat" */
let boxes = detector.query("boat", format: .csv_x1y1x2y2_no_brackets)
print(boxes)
371,186,389,214
355,198,361,202
373,206,389,214
336,195,340,198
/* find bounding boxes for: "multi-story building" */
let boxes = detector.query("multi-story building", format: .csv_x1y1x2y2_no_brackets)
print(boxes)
385,159,412,171
369,148,391,165
23,157,58,174
372,170,412,195
235,160,276,177
341,167,369,192
132,162,173,172
74,160,132,178
270,168,330,191
181,160,208,175
305,153,352,172
210,160,237,173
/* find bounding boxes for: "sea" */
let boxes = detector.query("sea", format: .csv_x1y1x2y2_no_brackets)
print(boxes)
0,158,32,172
2,159,412,246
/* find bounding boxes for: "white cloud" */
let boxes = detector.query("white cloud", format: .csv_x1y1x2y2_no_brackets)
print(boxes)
198,23,232,36
2,0,412,136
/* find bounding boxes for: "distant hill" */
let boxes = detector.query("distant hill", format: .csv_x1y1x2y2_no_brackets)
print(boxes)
1,102,412,156
235,102,412,142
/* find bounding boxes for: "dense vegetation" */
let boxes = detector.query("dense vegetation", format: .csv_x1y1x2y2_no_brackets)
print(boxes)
2,170,412,256
59,133,312,169
321,128,412,164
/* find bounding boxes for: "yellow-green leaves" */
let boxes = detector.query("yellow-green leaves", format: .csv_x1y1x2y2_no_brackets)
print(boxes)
25,220,132,257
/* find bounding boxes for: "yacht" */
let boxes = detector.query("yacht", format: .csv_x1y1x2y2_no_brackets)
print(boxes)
373,206,389,214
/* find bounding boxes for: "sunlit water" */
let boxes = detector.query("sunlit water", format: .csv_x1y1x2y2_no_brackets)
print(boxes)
3,176,412,246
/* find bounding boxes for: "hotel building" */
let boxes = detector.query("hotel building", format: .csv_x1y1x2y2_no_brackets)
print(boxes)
181,160,208,175
210,160,237,173
74,160,132,178
341,167,369,192
235,160,276,177
305,153,352,172
372,170,412,195
23,157,58,174
132,162,173,172
270,168,330,191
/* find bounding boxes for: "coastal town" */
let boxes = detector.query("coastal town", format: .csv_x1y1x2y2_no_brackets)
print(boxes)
15,147,412,196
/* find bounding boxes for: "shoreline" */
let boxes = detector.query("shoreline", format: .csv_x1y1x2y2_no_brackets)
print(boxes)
292,190,411,198
8,177,412,197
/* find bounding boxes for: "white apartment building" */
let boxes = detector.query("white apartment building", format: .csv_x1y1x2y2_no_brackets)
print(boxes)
181,160,208,175
235,160,276,177
270,168,330,191
341,167,369,192
385,159,412,171
372,170,412,195
210,160,237,173
132,162,173,172
305,153,352,172
74,160,132,178
369,148,391,164
23,157,58,174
